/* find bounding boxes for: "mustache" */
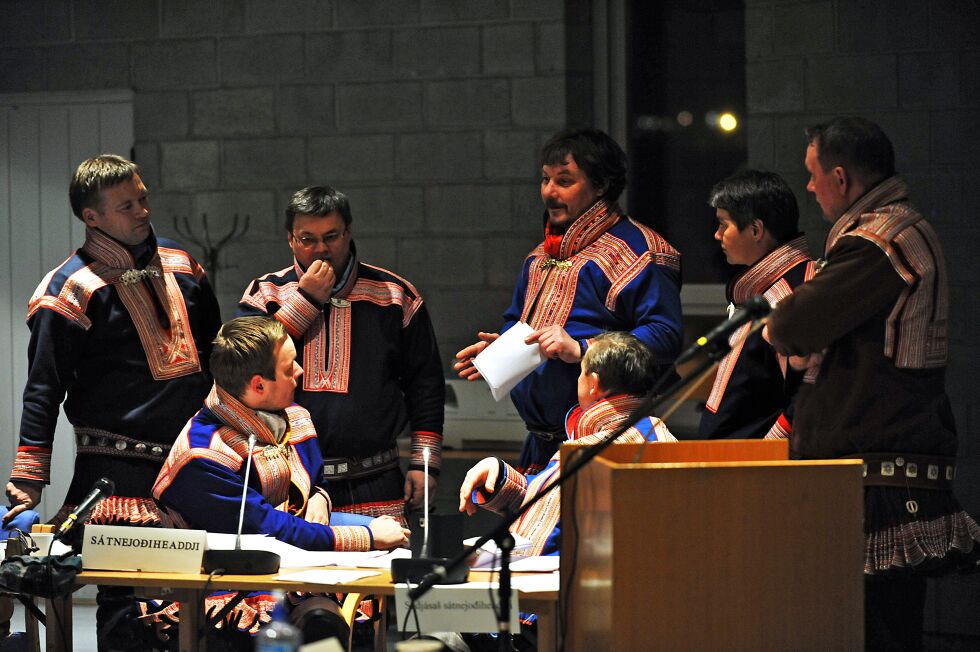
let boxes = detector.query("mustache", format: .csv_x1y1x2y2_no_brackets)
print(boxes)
545,200,567,210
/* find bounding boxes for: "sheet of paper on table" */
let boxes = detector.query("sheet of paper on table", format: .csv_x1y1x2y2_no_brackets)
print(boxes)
510,572,560,593
464,534,534,570
350,547,412,569
205,533,388,568
509,555,560,572
471,321,545,401
275,569,382,584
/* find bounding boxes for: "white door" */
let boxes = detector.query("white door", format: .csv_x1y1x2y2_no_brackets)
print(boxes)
0,90,134,520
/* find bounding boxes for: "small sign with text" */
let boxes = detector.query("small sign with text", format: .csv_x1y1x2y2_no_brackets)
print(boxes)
394,583,520,633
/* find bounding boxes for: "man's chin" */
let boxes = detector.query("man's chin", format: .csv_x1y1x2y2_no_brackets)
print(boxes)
547,214,573,233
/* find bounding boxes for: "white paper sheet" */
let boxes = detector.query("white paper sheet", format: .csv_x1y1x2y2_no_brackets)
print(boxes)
205,533,387,568
509,555,560,572
351,547,412,569
275,569,381,584
464,534,534,570
471,322,545,401
510,572,560,593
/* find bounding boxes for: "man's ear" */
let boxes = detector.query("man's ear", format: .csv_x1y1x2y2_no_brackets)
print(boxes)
248,374,266,396
832,166,849,195
750,218,767,242
588,372,609,400
81,207,99,227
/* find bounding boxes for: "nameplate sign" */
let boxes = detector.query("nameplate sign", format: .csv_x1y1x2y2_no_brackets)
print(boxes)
82,525,206,573
394,584,519,633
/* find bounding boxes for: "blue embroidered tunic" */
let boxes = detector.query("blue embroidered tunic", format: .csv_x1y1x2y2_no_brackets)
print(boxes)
502,200,682,472
153,384,375,551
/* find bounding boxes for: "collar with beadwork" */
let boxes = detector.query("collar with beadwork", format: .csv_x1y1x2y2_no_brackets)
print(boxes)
727,234,812,305
826,176,908,254
564,393,645,441
543,198,622,262
204,383,286,448
82,225,158,271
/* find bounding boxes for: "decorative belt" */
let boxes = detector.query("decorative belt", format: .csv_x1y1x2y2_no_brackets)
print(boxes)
844,452,955,490
75,427,171,462
322,446,399,480
526,425,565,443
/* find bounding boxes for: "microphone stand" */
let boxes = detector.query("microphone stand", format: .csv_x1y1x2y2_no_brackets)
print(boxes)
409,317,766,647
202,434,281,574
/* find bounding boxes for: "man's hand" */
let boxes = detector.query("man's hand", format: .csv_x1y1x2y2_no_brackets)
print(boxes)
788,352,825,371
403,470,437,511
305,490,331,525
4,481,42,526
369,515,411,550
453,332,499,381
298,259,336,305
763,325,824,371
525,325,581,363
458,457,500,516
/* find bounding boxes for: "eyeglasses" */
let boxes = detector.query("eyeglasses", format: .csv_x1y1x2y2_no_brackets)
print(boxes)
291,229,347,248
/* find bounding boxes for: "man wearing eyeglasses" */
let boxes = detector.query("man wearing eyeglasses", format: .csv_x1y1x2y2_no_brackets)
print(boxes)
237,186,444,525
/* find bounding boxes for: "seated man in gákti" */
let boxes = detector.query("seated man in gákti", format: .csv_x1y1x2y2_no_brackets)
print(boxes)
151,316,409,648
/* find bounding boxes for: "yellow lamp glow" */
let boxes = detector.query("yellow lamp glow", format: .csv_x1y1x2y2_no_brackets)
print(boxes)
718,112,738,132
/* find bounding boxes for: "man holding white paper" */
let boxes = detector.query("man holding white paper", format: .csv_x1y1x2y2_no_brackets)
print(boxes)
455,128,683,474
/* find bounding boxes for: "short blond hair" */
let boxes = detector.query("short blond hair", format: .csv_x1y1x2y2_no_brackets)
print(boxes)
582,332,656,396
210,317,288,397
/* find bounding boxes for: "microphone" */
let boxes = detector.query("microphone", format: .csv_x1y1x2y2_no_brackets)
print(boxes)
55,477,114,541
391,446,469,585
675,295,772,365
421,447,431,558
202,434,281,575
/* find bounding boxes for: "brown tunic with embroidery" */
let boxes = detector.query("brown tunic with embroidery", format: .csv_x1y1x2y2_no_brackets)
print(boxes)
768,178,955,460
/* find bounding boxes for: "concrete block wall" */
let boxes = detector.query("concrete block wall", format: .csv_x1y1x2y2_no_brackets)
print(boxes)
0,0,577,373
745,0,980,642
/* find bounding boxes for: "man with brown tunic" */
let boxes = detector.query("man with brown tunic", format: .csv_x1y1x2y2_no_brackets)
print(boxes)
767,117,980,651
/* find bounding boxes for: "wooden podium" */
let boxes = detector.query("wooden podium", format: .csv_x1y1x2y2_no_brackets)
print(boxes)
560,439,864,651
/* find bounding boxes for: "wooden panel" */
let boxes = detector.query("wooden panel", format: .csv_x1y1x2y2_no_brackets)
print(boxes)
0,108,14,484
597,438,788,464
562,448,864,651
67,105,100,247
39,106,73,269
8,106,42,392
0,92,133,521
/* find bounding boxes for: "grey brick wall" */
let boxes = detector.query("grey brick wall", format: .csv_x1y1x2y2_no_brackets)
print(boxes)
746,0,980,642
0,2,574,370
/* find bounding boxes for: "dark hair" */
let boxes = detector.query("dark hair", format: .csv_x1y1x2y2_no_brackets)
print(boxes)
582,331,656,396
708,170,800,243
69,154,141,219
804,117,895,187
540,128,628,202
210,317,288,397
285,186,353,232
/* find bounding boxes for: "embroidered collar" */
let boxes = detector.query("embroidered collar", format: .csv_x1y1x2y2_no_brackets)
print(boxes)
204,384,284,448
826,176,908,254
565,394,645,441
542,199,622,263
728,235,812,304
82,226,158,271
81,225,201,380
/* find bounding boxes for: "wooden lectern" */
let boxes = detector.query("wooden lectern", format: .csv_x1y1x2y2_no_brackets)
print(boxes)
560,439,864,651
